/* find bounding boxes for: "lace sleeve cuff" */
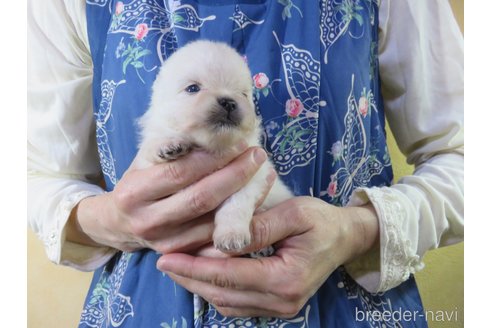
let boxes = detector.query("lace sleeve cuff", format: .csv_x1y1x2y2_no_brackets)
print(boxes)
345,187,424,293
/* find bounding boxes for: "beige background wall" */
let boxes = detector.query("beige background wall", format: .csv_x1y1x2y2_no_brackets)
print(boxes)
27,1,464,327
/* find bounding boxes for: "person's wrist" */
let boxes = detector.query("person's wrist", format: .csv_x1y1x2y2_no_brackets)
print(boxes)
66,194,111,248
340,203,379,264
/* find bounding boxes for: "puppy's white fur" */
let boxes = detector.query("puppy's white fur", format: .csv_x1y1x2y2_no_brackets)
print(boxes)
135,40,293,251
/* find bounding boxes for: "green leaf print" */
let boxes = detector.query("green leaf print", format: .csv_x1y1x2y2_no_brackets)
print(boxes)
294,141,305,149
277,0,303,20
134,49,151,60
88,276,110,306
119,39,152,83
173,13,185,24
337,1,365,26
276,118,314,155
122,56,133,74
160,317,187,328
294,128,312,139
122,44,132,57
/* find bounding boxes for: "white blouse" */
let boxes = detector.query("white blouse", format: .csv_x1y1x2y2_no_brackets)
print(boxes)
27,0,464,293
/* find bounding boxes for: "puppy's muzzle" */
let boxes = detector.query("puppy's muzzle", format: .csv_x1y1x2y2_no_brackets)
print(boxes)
218,97,237,113
208,97,242,129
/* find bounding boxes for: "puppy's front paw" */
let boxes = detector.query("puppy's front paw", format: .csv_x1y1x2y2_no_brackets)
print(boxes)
157,142,192,161
213,225,251,252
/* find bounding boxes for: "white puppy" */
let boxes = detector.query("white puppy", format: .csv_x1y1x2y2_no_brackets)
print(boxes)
135,40,293,252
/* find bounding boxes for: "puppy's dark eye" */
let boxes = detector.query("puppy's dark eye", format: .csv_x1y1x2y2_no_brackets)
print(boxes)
242,92,249,98
185,84,201,94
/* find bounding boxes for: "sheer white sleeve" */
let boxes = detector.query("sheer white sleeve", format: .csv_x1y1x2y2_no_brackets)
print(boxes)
27,0,116,271
345,0,464,292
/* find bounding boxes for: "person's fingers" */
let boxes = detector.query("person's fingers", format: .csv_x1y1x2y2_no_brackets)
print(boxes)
165,272,304,318
121,141,248,201
149,214,215,253
254,168,277,209
238,197,313,255
157,253,278,292
192,244,231,258
147,147,268,226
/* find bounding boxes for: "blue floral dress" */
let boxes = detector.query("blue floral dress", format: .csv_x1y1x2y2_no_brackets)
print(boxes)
80,0,427,327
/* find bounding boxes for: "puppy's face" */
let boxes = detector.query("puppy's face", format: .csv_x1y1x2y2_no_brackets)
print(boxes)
147,41,258,152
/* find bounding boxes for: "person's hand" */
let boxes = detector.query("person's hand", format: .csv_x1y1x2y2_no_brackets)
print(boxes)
157,196,379,318
66,143,275,254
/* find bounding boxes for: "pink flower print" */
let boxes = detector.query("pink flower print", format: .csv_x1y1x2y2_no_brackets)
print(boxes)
115,2,124,16
328,179,337,197
358,96,369,118
285,98,304,118
253,73,269,89
135,23,149,41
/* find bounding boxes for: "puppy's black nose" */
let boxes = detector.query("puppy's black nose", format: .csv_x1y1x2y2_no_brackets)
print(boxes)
218,97,237,112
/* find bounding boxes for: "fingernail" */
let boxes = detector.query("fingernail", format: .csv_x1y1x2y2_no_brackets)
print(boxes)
253,148,267,165
235,140,248,153
157,257,171,271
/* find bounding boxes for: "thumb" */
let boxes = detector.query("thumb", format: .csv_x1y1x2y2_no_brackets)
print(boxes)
240,198,312,255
